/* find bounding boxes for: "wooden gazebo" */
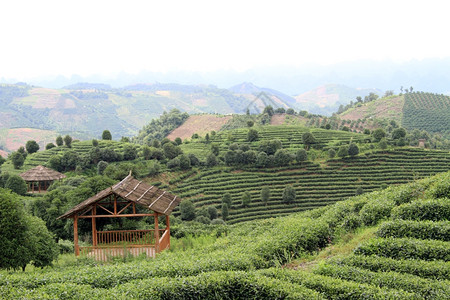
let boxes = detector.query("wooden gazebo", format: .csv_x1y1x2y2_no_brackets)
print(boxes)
19,165,66,193
58,173,181,260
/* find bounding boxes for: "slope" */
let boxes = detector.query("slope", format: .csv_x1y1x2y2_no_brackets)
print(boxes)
1,171,448,298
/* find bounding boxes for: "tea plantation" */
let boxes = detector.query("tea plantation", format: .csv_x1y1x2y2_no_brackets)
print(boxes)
1,171,448,299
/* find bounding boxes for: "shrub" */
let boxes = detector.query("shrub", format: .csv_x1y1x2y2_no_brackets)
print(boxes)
391,198,450,221
241,191,251,208
45,143,56,150
377,220,450,241
10,152,24,169
221,203,229,221
5,175,27,195
359,197,395,226
296,149,308,162
97,161,108,175
180,200,196,221
25,140,39,154
102,130,112,140
207,206,218,220
282,185,296,204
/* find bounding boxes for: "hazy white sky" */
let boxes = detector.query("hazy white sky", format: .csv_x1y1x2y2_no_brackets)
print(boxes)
1,0,449,80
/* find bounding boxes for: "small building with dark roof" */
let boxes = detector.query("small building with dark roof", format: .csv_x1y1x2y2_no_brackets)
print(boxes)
19,165,66,193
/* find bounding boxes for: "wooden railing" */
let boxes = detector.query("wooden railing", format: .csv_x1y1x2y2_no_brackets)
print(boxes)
159,230,170,251
95,229,165,246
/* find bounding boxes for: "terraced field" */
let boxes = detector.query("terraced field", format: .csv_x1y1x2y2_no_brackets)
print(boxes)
173,148,450,223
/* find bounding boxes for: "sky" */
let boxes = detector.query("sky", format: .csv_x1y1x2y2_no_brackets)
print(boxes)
1,0,449,82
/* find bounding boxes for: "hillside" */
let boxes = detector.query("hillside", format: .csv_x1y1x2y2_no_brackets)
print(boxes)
295,84,382,115
338,92,450,136
167,115,232,141
1,171,449,298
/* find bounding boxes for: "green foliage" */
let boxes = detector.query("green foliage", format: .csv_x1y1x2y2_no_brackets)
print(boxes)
55,136,63,146
377,220,450,241
348,143,359,157
45,143,56,150
163,142,182,160
274,149,292,166
392,127,407,139
296,149,308,162
167,157,180,169
337,145,348,158
247,128,258,142
302,132,316,150
263,105,274,116
135,109,189,143
178,154,191,170
92,139,99,147
241,191,251,208
63,135,72,148
282,185,296,204
102,130,112,140
354,237,450,261
97,161,108,175
261,186,270,205
25,140,39,154
221,203,229,221
206,153,218,167
207,206,218,220
378,138,388,150
10,151,25,169
48,155,63,172
222,193,232,209
328,148,336,158
391,198,450,221
122,145,137,161
180,200,196,221
372,128,386,142
5,174,27,195
258,139,282,155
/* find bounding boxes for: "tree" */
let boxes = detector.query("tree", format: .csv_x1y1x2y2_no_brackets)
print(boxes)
247,120,254,127
379,138,388,150
372,128,386,142
63,135,72,148
174,137,182,145
141,145,152,160
356,96,362,103
221,203,229,221
123,145,137,161
102,130,112,140
0,189,30,270
274,149,292,166
163,142,182,159
45,143,56,150
259,139,282,155
188,153,199,166
97,161,108,175
247,129,259,142
178,154,191,170
261,186,270,206
348,143,359,157
48,155,63,172
25,140,39,154
207,206,218,220
392,128,407,140
328,148,336,159
92,139,99,147
384,90,394,97
167,157,180,169
256,151,269,167
206,153,218,167
241,191,251,208
355,186,363,195
263,105,274,116
210,144,220,156
56,136,63,147
282,185,296,204
337,145,348,158
0,155,5,167
60,151,79,171
302,132,316,150
275,107,286,114
286,108,295,115
10,151,25,169
5,175,27,195
180,200,196,221
222,193,232,209
296,149,308,162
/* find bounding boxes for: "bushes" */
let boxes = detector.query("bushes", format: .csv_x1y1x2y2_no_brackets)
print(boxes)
354,237,450,261
391,198,450,221
335,255,450,280
315,263,450,298
377,220,450,241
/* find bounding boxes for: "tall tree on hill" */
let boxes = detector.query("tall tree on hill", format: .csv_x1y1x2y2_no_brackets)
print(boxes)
302,132,316,150
372,128,386,142
63,135,72,148
56,136,63,147
247,129,259,142
241,191,251,208
348,143,359,157
261,187,270,206
221,203,229,221
102,130,112,140
263,105,274,116
282,185,296,204
10,151,25,169
25,140,39,154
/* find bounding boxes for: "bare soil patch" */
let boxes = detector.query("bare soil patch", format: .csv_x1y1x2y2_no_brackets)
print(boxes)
167,115,232,140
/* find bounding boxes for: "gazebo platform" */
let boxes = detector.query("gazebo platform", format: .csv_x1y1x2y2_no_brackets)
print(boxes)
58,172,180,260
20,165,66,193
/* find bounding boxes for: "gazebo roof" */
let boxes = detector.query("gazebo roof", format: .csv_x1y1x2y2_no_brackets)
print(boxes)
58,173,181,219
19,165,66,182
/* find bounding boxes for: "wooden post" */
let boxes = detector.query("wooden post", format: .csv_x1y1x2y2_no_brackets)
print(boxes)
92,205,97,247
38,181,41,193
114,195,117,215
154,212,160,253
165,214,170,249
74,215,80,256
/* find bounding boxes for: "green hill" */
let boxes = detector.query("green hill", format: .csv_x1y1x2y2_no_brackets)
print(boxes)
338,92,450,136
1,171,449,298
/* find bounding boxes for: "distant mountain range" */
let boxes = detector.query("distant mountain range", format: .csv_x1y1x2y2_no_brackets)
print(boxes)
0,81,409,153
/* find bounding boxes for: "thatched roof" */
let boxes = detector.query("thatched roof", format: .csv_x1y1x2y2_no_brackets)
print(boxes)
19,165,66,182
58,173,181,219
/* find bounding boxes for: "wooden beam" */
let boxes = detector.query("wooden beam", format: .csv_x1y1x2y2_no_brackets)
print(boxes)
166,214,170,249
155,212,160,253
74,215,79,256
78,213,156,219
117,202,132,215
92,205,97,247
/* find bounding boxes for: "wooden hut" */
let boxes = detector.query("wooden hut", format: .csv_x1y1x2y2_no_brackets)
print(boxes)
58,173,181,260
19,165,66,193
